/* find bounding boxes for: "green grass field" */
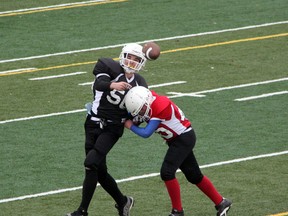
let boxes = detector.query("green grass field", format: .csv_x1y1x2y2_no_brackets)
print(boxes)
0,0,287,215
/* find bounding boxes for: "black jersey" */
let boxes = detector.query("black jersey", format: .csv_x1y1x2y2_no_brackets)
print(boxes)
91,58,148,124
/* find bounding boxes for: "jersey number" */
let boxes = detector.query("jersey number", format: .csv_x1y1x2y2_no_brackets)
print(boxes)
107,90,126,109
156,127,174,140
155,105,186,140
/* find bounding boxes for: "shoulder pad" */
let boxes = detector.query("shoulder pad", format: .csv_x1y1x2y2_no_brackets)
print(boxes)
99,58,124,73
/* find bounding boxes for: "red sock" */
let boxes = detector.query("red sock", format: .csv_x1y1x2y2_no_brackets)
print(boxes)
196,175,223,205
164,178,183,211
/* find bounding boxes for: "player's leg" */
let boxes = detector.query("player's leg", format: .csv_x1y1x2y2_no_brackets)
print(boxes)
66,118,101,216
98,156,133,215
180,130,232,215
181,150,223,205
95,131,133,216
161,131,195,215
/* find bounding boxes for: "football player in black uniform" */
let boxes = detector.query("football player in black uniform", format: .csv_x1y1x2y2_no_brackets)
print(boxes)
66,43,148,216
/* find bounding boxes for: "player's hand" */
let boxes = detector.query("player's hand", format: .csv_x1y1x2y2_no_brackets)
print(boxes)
110,82,132,91
124,119,133,129
133,116,144,125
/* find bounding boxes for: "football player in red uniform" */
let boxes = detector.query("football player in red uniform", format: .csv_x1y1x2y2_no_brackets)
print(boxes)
124,86,232,216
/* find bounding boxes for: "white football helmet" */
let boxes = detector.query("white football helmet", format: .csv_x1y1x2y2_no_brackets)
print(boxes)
119,43,146,73
125,86,153,120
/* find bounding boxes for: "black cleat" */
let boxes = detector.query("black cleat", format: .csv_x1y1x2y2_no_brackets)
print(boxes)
115,196,134,216
215,198,232,216
169,208,184,216
65,208,88,216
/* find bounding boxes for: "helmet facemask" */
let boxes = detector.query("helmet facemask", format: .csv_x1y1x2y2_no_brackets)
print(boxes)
131,99,152,122
119,43,147,73
139,102,152,122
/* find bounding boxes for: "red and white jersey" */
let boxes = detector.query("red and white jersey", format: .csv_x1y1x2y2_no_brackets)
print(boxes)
150,91,191,141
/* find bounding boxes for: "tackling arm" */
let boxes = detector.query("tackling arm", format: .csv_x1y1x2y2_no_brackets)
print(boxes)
128,119,161,138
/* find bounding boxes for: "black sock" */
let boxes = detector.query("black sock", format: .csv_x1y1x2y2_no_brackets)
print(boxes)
79,169,98,211
99,172,126,207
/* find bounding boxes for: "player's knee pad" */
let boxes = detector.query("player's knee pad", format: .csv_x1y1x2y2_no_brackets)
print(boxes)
84,149,99,171
160,164,176,181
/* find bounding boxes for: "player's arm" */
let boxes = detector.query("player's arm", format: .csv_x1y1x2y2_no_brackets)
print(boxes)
93,60,112,91
93,60,131,91
125,119,161,138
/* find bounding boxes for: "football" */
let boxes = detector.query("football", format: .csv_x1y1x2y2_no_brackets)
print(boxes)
142,42,161,60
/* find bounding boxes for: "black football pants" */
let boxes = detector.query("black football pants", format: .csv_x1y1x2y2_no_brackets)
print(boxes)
79,117,126,211
161,129,204,184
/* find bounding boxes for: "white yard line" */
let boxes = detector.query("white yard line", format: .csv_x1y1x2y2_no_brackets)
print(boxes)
1,21,287,64
78,81,94,86
0,109,86,124
29,71,86,80
167,77,288,98
0,150,287,204
1,77,287,124
0,81,184,124
148,81,186,88
235,91,288,101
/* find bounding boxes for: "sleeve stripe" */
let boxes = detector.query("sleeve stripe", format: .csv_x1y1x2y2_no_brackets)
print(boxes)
96,73,110,78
